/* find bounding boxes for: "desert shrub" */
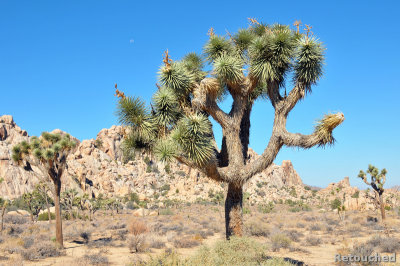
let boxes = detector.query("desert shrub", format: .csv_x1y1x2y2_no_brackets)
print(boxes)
378,237,400,253
128,234,148,253
190,237,270,265
116,229,129,240
173,237,201,248
346,224,361,235
270,233,291,251
296,222,305,228
284,230,303,242
22,236,35,249
0,237,3,244
304,236,322,246
79,230,92,244
348,242,378,266
148,235,166,249
21,242,63,260
107,223,126,230
199,229,214,238
159,208,173,215
366,235,383,247
128,219,149,235
176,171,186,177
4,215,28,224
7,226,24,236
258,202,274,214
247,221,270,237
303,215,315,222
309,223,322,231
38,212,56,221
83,254,109,265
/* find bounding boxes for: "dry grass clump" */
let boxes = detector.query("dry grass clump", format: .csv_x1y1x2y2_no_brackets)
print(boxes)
147,234,166,249
367,235,400,253
247,221,270,237
7,225,24,237
173,237,201,248
4,215,28,225
304,236,322,246
82,253,109,265
128,218,149,235
308,223,322,231
296,222,305,228
21,241,64,260
270,233,291,251
284,230,304,242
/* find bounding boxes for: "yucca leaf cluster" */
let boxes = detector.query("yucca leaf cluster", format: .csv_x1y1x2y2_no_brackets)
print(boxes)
12,132,76,164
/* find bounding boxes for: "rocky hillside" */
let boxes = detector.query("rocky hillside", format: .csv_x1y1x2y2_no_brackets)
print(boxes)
1,115,399,211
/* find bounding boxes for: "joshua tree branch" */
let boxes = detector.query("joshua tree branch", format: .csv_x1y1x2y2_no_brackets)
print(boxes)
280,130,323,148
281,84,305,116
266,81,283,109
192,80,231,128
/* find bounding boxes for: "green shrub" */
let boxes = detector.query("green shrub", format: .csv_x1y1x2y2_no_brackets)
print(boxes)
330,198,342,210
159,208,174,215
351,191,360,198
38,212,55,221
289,187,297,197
258,202,274,214
136,237,292,266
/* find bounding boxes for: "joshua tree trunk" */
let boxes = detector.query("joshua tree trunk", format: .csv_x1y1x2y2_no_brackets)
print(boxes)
1,204,6,232
225,183,243,238
379,193,386,221
44,192,51,223
53,179,63,248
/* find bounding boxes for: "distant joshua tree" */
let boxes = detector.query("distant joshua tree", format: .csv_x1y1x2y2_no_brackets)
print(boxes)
116,19,344,238
358,164,387,221
12,132,77,247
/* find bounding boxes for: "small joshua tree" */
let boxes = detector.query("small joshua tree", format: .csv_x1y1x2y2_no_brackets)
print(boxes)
22,191,45,222
116,19,344,238
35,181,53,223
358,165,387,221
12,132,77,247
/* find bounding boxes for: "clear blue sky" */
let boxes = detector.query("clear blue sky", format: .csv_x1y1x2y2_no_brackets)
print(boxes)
1,0,399,188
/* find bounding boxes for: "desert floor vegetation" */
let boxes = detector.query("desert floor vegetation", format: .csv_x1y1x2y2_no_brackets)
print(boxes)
0,202,400,265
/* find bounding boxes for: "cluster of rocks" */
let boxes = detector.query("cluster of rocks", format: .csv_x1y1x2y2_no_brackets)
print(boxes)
0,115,399,212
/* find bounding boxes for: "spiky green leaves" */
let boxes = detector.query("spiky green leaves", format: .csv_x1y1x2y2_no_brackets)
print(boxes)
12,132,77,164
213,53,244,84
204,35,234,62
359,165,387,192
233,29,255,56
182,53,206,82
116,96,147,127
314,113,345,146
293,37,325,91
152,88,181,127
153,138,177,163
171,113,214,166
158,62,194,100
249,29,296,85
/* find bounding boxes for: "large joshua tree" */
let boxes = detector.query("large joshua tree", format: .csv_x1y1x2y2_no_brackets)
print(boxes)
12,132,77,247
358,165,387,221
116,19,344,238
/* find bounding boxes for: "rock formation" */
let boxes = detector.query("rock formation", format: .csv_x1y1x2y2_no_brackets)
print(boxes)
1,115,398,212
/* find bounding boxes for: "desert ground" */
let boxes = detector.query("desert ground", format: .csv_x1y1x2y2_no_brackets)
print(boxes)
1,202,400,266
